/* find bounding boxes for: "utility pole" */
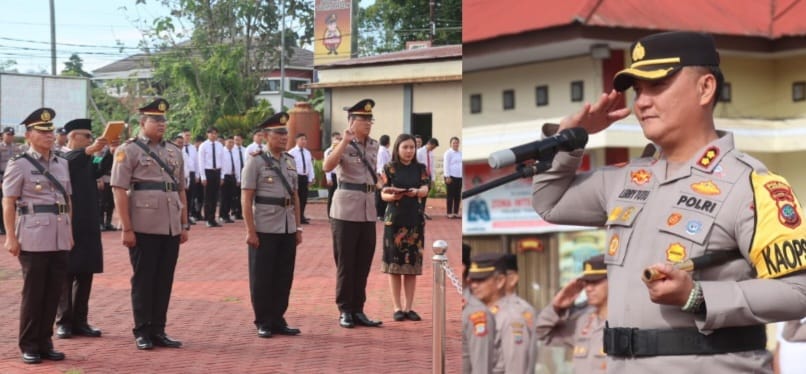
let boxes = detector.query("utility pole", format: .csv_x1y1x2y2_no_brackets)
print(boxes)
50,0,57,75
279,0,286,111
429,0,436,43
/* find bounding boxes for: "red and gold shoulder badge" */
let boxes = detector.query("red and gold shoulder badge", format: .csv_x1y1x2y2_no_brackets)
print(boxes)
765,180,801,228
630,169,651,185
469,311,488,337
691,180,721,196
698,146,719,168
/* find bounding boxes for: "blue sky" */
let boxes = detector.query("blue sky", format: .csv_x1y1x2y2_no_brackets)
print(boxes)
0,0,375,75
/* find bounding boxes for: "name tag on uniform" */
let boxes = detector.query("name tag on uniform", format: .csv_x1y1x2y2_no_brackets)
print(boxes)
31,170,42,175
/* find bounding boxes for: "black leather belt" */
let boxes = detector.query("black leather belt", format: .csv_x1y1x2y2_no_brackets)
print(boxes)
255,196,293,207
133,182,177,192
604,324,766,357
339,182,376,193
18,204,70,215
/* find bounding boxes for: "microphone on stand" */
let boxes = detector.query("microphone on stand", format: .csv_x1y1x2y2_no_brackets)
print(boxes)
488,127,589,169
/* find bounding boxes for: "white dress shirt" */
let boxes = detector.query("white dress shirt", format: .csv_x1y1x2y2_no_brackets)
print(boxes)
443,148,462,178
222,146,242,183
376,145,391,174
181,143,198,174
288,146,315,181
245,142,264,156
416,146,436,179
324,145,336,183
197,139,226,181
180,149,191,187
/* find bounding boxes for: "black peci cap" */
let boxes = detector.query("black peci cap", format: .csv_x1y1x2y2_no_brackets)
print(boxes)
64,118,92,133
613,31,720,92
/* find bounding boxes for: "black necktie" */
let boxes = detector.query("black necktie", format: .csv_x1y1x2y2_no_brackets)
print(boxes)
238,146,243,170
184,144,189,155
301,148,307,174
258,144,263,152
212,141,217,169
229,149,235,176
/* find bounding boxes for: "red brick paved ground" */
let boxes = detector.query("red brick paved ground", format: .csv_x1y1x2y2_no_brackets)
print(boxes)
0,199,462,373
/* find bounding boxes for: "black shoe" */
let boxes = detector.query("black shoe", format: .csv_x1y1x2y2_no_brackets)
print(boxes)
73,324,102,337
339,312,354,328
40,349,65,361
21,352,41,364
151,333,182,348
393,311,406,321
424,213,432,220
135,336,153,350
353,312,382,327
206,221,221,228
0,228,7,235
222,218,234,223
56,325,72,339
257,327,272,338
406,310,422,321
301,218,311,224
272,326,301,335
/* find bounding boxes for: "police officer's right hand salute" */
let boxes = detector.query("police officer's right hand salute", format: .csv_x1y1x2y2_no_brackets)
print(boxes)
552,278,585,311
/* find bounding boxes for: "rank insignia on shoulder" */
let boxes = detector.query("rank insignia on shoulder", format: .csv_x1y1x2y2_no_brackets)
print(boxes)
630,169,651,185
698,146,719,168
608,234,619,256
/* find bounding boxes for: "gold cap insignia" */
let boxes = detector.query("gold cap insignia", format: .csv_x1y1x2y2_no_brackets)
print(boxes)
41,111,52,121
585,263,592,271
364,103,373,112
280,115,288,124
632,42,646,61
158,102,167,111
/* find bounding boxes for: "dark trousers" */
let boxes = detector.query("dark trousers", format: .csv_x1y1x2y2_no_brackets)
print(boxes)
204,169,221,224
297,175,309,219
18,250,68,354
0,179,5,231
129,233,180,338
233,184,243,219
56,272,94,328
375,190,387,219
330,219,376,313
447,177,463,215
99,182,114,226
220,174,237,220
186,171,197,220
326,180,338,218
249,233,296,329
191,174,204,220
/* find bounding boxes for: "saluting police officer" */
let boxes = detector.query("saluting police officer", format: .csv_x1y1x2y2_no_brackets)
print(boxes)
0,126,25,235
4,108,73,364
532,31,806,372
111,98,189,350
241,112,302,338
462,244,495,374
467,253,533,374
535,254,608,374
323,99,383,328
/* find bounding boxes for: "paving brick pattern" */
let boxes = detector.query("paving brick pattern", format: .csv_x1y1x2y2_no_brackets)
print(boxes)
0,199,462,373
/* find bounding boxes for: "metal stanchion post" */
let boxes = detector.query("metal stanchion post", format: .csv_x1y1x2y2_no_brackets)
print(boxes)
432,240,448,374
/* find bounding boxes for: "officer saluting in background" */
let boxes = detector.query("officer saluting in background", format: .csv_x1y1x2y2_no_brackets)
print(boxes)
4,108,73,364
111,98,189,350
241,112,302,338
323,99,383,329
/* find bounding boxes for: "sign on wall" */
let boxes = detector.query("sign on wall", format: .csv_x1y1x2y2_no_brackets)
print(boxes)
314,0,353,65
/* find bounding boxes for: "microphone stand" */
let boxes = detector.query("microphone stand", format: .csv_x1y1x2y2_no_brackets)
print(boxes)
462,155,554,199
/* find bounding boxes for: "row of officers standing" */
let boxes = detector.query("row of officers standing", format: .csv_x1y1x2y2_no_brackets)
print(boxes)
2,97,387,364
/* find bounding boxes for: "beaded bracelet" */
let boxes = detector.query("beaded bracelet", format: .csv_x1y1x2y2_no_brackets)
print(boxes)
681,281,704,313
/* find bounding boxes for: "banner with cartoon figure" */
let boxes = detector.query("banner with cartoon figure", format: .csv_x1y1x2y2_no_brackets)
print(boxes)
314,0,352,65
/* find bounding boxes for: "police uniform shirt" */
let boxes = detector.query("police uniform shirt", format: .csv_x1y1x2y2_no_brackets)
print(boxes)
197,139,225,180
511,295,539,374
222,146,242,183
110,135,185,235
3,148,72,251
0,140,23,172
532,131,806,371
330,137,379,222
490,294,533,374
462,289,495,374
288,146,314,181
535,304,607,374
241,151,298,234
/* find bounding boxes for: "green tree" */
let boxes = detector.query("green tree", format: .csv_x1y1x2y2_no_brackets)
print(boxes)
0,59,17,72
357,0,461,56
134,0,313,136
61,54,92,78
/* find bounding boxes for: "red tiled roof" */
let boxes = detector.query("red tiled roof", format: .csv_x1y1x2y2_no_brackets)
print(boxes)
317,45,461,68
463,0,806,43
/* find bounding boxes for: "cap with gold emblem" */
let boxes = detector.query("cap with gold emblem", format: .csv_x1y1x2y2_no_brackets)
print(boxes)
64,118,92,133
3,126,15,135
343,99,375,117
138,98,169,117
21,108,56,131
257,111,290,133
613,31,720,92
579,254,607,282
468,252,506,280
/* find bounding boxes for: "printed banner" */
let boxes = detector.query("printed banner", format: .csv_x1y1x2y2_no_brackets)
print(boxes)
314,0,352,65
